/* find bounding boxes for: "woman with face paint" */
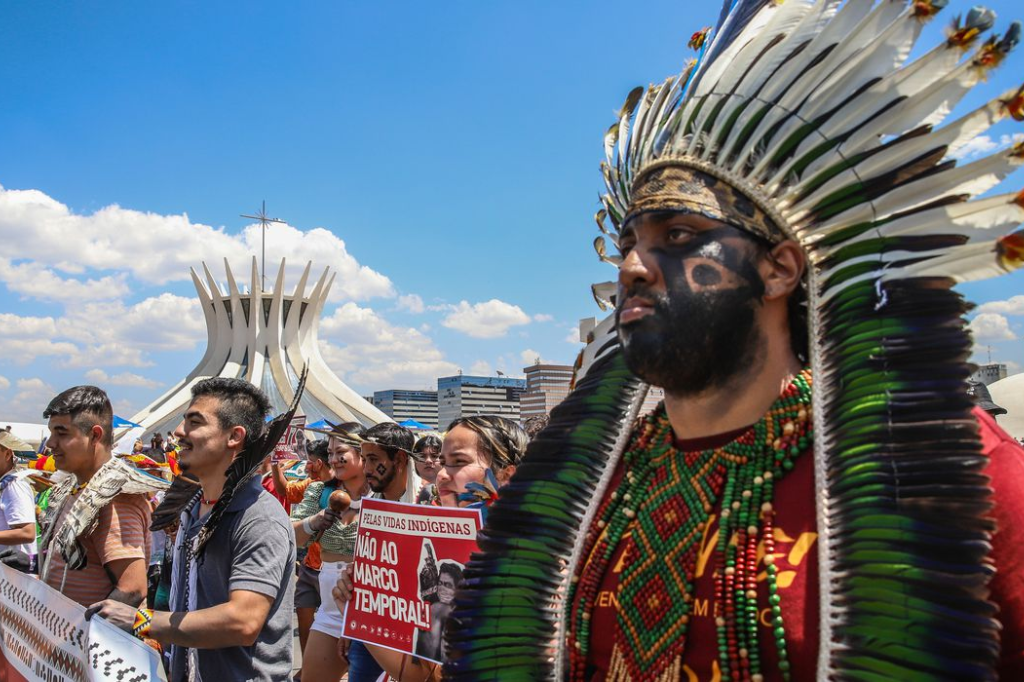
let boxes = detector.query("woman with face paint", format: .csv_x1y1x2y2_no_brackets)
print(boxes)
292,424,371,682
333,416,528,681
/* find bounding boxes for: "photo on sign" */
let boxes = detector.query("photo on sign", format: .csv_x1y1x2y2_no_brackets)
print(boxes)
273,415,308,462
413,538,463,663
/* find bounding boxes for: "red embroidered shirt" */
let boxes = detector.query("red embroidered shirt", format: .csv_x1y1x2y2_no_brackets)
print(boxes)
580,408,1024,680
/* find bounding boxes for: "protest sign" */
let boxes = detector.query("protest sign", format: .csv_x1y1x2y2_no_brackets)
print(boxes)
342,498,482,664
0,563,166,681
273,414,307,463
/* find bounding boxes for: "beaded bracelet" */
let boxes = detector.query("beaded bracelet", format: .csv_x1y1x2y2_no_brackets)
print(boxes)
132,608,153,639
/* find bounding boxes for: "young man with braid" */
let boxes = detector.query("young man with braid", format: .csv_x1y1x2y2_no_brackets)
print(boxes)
88,378,296,682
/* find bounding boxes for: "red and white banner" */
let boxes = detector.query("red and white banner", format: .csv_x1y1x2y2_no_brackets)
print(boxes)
342,498,482,664
273,415,307,463
0,564,166,681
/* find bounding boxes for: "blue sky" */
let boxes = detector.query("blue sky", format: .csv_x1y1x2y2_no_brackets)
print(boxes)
0,1,1021,423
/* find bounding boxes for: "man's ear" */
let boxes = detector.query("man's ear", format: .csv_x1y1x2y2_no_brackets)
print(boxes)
761,239,805,301
91,424,105,443
227,425,247,451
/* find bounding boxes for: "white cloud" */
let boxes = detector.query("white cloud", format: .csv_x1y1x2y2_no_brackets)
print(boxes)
441,299,531,339
950,135,999,160
61,294,205,352
0,294,205,367
111,398,143,420
62,344,153,369
318,303,457,391
397,294,425,314
970,313,1017,342
0,376,9,390
533,313,554,322
0,377,56,422
84,369,162,389
976,295,1024,316
520,349,544,366
0,185,394,302
950,133,1024,161
0,338,79,366
0,313,59,338
0,259,129,302
468,360,493,376
565,328,583,344
1000,133,1024,148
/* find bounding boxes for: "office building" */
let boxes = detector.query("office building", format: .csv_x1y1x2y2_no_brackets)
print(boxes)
971,363,1008,386
521,364,574,419
373,390,439,429
437,375,526,427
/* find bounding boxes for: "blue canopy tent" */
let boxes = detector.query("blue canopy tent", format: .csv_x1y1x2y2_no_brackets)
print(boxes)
398,419,431,430
112,415,142,429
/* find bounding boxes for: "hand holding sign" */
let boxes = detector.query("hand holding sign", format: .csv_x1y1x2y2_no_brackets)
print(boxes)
341,498,482,665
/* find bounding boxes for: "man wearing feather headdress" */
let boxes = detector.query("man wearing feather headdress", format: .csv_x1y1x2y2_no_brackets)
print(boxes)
569,60,1024,682
39,385,164,608
88,377,297,682
445,1,1024,680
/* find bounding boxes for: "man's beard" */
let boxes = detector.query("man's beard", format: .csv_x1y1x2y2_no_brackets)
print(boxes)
618,284,764,396
368,464,397,493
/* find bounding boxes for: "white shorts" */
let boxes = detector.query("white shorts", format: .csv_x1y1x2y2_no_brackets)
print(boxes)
310,560,347,638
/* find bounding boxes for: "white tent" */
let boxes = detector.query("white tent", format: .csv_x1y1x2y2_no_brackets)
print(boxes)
988,373,1024,440
1,422,49,450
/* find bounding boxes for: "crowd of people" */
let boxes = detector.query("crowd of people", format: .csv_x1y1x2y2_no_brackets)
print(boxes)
0,378,532,682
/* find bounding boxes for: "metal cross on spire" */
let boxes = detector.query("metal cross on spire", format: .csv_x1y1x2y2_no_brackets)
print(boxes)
241,201,287,291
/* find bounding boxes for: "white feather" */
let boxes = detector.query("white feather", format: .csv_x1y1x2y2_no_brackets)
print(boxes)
626,86,655,177
717,0,839,167
639,75,682,168
836,58,981,160
761,7,925,191
745,0,906,181
871,147,1024,215
797,5,919,125
691,4,780,100
727,0,872,175
711,0,816,98
790,148,1024,231
884,235,1023,283
775,42,963,187
783,94,1011,213
812,193,1024,258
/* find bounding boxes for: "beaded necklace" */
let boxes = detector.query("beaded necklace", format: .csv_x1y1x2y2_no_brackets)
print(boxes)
567,369,812,682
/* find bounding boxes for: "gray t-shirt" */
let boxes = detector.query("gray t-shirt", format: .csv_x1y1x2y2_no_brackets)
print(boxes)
169,477,295,682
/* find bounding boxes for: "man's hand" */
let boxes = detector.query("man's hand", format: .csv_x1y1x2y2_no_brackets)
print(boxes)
332,562,355,611
85,599,138,634
309,507,342,532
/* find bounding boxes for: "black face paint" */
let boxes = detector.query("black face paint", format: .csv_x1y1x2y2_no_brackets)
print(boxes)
617,224,767,396
367,460,397,493
690,263,721,286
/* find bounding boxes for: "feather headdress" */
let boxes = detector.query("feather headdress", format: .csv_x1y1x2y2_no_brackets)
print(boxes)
447,1,1023,680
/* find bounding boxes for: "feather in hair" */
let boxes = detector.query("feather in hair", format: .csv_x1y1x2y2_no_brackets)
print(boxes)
192,365,308,556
